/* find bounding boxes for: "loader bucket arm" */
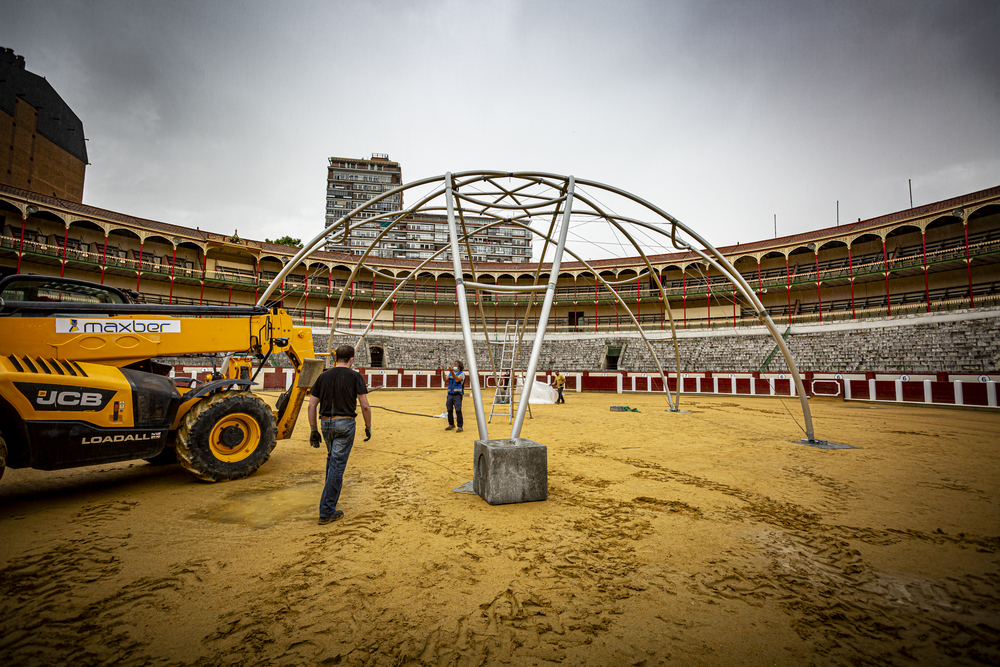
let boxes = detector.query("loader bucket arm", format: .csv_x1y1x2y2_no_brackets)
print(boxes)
273,325,323,441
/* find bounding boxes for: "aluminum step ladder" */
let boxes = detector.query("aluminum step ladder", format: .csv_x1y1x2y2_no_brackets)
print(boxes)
489,322,532,424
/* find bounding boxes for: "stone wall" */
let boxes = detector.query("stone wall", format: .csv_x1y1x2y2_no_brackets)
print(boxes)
625,311,1000,373
318,334,610,372
315,308,1000,374
157,309,999,373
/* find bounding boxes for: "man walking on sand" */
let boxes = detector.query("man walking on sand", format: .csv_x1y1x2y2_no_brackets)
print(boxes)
444,360,465,433
552,371,566,403
308,344,372,525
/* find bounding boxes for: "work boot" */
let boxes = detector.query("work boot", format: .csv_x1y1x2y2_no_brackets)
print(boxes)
445,424,455,430
457,427,463,433
319,510,344,525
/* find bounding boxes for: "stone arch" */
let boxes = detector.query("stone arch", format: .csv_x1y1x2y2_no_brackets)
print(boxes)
731,255,758,282
368,344,385,369
850,232,882,245
140,234,175,270
728,252,758,266
0,199,24,235
61,218,104,256
104,227,141,268
966,204,1000,245
18,207,66,246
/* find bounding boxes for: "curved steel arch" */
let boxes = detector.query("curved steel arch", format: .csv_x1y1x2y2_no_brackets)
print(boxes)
260,171,817,443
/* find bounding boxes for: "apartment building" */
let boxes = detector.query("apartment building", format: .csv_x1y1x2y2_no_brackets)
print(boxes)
347,212,533,262
324,154,403,253
325,154,533,262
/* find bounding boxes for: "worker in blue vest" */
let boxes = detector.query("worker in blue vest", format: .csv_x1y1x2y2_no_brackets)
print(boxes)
444,360,465,433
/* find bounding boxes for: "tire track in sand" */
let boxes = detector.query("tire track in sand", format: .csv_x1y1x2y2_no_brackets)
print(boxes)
1,500,230,666
196,462,671,665
626,458,1000,666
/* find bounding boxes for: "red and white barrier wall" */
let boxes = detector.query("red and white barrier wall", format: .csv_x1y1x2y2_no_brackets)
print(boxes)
169,365,998,409
170,365,295,390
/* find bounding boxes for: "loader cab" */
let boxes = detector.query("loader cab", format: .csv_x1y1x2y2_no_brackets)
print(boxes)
0,275,134,307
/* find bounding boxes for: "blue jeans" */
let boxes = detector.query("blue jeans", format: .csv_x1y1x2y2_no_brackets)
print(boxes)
446,393,463,427
320,418,356,518
557,387,564,403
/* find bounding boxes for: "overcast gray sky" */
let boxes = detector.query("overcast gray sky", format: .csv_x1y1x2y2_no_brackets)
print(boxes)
2,0,998,258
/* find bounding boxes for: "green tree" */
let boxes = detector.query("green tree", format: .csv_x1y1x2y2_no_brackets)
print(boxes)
265,236,303,247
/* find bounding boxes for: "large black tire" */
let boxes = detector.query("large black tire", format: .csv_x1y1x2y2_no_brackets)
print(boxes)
176,391,277,482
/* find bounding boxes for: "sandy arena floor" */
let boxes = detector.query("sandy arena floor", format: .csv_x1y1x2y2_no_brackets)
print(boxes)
1,390,998,666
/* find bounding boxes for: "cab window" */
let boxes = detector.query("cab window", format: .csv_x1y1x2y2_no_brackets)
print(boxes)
0,278,128,304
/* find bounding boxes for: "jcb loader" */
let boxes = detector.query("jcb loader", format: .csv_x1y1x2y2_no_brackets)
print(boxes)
0,274,324,482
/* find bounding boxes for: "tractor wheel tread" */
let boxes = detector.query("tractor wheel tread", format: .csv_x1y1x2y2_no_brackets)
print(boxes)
176,391,276,482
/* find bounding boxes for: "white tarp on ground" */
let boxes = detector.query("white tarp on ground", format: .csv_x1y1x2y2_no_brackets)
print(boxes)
528,380,558,404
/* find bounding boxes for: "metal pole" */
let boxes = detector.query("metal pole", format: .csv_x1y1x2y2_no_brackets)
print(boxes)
16,214,27,273
445,174,489,441
511,176,576,438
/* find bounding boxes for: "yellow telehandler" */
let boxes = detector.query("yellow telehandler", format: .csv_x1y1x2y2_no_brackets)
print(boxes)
0,274,324,482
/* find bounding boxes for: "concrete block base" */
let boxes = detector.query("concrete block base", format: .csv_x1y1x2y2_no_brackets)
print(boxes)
473,438,548,505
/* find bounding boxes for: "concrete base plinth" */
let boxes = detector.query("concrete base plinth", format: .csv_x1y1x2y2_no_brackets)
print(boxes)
473,438,548,505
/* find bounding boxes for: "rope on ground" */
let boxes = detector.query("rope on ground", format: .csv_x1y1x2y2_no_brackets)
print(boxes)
354,445,464,477
369,404,441,419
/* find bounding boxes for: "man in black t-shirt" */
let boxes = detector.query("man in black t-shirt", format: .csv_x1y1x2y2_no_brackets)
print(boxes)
308,344,372,525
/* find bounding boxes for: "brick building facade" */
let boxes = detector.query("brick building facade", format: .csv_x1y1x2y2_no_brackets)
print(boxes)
0,48,87,202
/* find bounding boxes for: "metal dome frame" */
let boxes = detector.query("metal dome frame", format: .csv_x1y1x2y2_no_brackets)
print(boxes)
259,171,819,444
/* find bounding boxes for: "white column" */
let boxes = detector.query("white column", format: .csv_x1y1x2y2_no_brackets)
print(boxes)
988,381,997,408
576,373,582,392
843,379,852,400
617,373,623,394
923,380,933,404
868,378,876,401
894,379,903,402
696,377,702,393
750,377,756,396
713,377,719,394
954,380,964,406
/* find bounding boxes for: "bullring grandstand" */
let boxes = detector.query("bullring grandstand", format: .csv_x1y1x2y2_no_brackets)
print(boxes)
2,180,998,408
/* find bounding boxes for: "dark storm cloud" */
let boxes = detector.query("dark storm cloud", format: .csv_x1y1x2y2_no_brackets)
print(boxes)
0,0,997,252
